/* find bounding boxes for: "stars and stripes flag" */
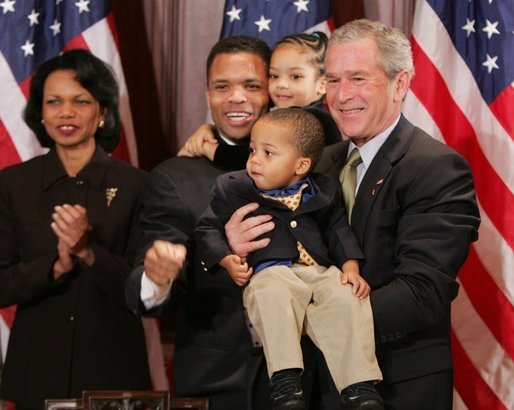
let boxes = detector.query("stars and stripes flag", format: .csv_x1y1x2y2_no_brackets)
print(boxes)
403,0,514,409
220,0,334,47
0,0,138,371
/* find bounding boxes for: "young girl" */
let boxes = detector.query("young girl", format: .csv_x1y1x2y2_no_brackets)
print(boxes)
178,32,341,167
269,31,327,109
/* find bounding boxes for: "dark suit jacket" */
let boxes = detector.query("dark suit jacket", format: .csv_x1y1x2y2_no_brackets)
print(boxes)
302,98,342,146
212,128,251,171
316,116,480,398
196,170,362,271
0,148,151,409
126,154,264,409
125,151,324,409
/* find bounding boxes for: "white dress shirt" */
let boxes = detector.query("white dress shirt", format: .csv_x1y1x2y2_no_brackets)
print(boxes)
348,115,401,194
140,273,173,310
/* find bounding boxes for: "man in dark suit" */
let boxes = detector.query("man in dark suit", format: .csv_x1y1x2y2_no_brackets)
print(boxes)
225,20,480,410
126,36,322,410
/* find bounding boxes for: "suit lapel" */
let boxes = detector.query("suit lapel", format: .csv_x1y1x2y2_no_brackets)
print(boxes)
351,154,392,239
230,171,263,202
351,116,414,238
230,172,299,211
296,174,337,215
316,141,350,178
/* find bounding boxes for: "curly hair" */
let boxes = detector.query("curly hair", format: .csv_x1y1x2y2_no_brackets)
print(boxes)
259,107,325,167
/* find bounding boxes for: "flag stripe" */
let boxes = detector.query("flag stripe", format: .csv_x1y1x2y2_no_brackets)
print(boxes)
452,286,514,408
406,0,514,408
405,92,514,407
0,121,21,169
403,95,514,306
471,205,514,304
0,53,45,163
409,1,514,178
82,16,138,166
1,316,9,362
0,305,15,362
0,307,15,329
409,37,514,250
304,18,335,36
489,86,514,138
452,330,507,410
106,13,121,49
459,248,514,359
404,1,514,303
63,32,90,51
60,27,132,165
453,390,468,410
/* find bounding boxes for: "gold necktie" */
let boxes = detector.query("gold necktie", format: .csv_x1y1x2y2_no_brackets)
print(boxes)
339,148,362,222
261,183,317,266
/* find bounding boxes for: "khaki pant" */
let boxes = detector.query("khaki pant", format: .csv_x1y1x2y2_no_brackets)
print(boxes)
243,264,382,392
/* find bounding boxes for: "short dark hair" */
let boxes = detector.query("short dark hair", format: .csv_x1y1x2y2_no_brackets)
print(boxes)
24,49,120,152
274,31,328,76
259,107,325,166
206,35,271,83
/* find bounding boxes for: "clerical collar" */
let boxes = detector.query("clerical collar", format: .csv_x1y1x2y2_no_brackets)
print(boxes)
217,130,247,146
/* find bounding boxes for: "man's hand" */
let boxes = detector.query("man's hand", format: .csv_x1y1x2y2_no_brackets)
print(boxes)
144,240,187,285
220,254,252,287
225,202,274,258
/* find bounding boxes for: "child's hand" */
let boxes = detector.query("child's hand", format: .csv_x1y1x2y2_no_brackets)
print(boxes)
177,123,218,159
220,254,253,287
341,269,370,299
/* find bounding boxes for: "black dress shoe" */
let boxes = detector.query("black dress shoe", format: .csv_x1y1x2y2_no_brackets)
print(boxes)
340,382,384,409
270,369,306,410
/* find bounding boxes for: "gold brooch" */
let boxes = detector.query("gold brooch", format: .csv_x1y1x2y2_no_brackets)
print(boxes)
106,188,118,207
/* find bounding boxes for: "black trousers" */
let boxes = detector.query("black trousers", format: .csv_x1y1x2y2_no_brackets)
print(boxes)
376,370,453,410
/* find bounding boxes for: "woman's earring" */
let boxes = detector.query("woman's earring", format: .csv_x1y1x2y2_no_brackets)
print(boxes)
98,119,105,128
41,119,45,124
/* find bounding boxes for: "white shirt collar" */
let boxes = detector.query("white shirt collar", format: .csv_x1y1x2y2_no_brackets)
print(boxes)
348,115,401,193
347,115,401,168
217,130,238,146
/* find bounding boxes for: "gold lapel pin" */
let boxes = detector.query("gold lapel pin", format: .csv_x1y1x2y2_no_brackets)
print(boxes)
106,188,118,207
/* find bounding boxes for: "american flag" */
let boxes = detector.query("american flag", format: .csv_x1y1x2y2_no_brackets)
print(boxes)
0,0,138,379
403,1,514,409
220,0,334,46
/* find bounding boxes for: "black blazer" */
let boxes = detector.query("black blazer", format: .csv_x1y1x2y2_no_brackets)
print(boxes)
302,98,342,146
0,148,151,409
125,152,324,409
126,154,266,409
196,170,362,271
316,115,480,385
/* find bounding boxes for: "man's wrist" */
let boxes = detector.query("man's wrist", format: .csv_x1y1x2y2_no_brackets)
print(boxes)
140,271,173,309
